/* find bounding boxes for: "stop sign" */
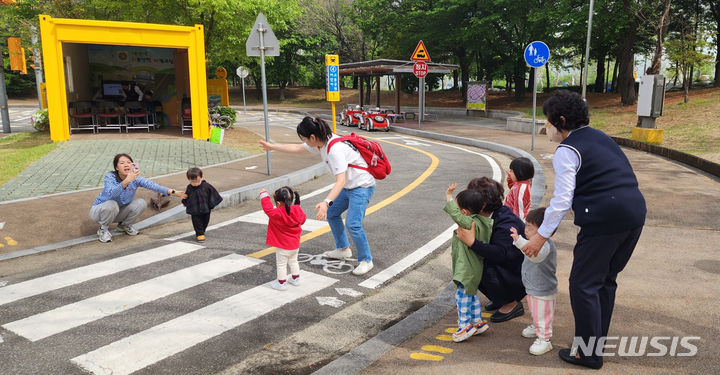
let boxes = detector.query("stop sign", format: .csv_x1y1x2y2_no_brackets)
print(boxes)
413,61,428,78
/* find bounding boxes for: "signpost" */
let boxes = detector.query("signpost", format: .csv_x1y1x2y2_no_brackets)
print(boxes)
246,13,279,176
235,66,249,113
524,41,550,151
325,54,340,132
411,40,430,128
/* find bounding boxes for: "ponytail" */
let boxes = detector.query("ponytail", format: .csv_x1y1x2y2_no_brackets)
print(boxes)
297,116,332,143
273,186,301,215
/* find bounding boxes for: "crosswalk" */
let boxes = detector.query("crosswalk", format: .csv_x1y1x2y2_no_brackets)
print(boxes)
0,239,338,374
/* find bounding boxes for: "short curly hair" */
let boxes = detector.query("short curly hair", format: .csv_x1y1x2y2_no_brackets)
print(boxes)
542,90,589,131
466,176,504,213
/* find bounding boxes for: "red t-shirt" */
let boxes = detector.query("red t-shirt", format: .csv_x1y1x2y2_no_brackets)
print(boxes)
261,194,307,250
504,177,532,221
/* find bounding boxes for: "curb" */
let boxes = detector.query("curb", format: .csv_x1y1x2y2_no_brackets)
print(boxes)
390,126,546,210
312,283,455,375
612,136,720,179
0,162,327,262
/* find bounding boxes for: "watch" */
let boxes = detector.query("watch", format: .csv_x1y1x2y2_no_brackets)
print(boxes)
324,198,333,207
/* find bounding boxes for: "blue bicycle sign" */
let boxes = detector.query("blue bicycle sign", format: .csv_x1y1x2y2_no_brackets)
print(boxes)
524,41,550,68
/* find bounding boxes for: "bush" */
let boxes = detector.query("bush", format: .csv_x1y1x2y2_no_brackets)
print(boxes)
30,109,49,131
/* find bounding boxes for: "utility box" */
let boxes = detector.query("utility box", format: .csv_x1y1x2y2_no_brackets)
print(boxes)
637,74,665,118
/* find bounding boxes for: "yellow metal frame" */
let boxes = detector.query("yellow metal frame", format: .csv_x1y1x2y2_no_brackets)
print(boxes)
39,15,209,141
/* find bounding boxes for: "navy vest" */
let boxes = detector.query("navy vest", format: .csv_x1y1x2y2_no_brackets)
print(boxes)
559,126,646,235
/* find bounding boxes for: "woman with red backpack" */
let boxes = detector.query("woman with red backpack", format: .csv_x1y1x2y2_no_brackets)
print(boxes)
259,117,379,275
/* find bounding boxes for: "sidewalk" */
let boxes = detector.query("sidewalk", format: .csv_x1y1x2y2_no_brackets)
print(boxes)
326,120,720,374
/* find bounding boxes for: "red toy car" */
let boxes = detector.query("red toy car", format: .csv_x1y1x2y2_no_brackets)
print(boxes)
360,107,390,132
340,104,364,127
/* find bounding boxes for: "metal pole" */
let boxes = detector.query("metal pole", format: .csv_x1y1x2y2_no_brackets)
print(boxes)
241,77,246,113
418,76,424,129
531,68,537,151
331,102,337,133
0,46,11,134
258,23,271,175
31,27,44,109
581,0,595,100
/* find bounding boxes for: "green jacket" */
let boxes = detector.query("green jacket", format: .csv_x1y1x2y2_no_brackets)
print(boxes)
444,200,494,296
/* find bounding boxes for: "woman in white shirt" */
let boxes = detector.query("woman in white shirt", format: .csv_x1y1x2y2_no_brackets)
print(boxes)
259,117,376,275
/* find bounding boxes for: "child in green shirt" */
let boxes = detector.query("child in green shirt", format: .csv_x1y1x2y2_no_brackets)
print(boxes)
444,183,494,343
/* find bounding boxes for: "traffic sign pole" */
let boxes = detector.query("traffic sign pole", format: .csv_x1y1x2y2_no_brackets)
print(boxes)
524,41,550,152
331,103,336,133
241,77,246,113
418,77,424,129
531,68,537,151
258,23,271,175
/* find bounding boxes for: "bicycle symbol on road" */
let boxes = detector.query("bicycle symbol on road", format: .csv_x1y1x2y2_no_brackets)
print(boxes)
298,253,356,274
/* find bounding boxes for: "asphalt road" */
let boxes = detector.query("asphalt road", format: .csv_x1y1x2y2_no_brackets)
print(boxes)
2,106,37,133
0,129,512,374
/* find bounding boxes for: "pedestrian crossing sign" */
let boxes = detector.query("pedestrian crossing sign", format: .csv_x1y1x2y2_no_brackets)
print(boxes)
325,54,340,102
411,40,431,62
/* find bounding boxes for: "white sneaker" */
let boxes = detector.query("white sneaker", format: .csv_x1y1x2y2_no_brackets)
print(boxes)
287,277,300,286
352,260,373,275
522,324,537,338
97,228,112,243
529,338,553,355
323,248,352,259
118,223,139,236
473,320,489,336
270,280,287,291
452,323,477,343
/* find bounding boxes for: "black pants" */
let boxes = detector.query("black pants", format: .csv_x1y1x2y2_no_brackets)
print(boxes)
569,225,643,364
191,213,211,236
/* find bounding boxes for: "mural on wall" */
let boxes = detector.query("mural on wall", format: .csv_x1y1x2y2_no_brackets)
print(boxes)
88,44,176,102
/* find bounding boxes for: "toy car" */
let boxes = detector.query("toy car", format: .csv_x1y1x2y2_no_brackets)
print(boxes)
340,104,364,127
360,107,390,132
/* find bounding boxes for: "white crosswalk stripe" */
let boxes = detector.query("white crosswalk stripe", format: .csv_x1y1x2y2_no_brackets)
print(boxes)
0,242,204,306
71,271,337,375
2,254,262,342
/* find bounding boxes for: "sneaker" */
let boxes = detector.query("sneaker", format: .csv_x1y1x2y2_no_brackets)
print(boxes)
452,323,478,343
288,277,300,286
97,228,112,243
473,320,489,336
522,324,537,338
196,235,206,243
270,280,287,291
352,260,374,275
529,338,553,355
118,223,139,236
323,248,352,259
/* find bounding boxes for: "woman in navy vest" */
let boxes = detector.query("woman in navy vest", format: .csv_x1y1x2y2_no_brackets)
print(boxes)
523,90,646,369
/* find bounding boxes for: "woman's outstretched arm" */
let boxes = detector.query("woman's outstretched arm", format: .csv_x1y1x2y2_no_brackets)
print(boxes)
259,140,308,154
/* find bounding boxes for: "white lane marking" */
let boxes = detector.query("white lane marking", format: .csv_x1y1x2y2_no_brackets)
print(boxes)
163,184,334,241
316,296,345,308
228,211,328,231
359,225,455,289
0,334,3,343
71,271,337,375
0,242,204,306
3,254,262,342
399,136,502,182
335,288,363,297
0,222,5,230
244,166,258,170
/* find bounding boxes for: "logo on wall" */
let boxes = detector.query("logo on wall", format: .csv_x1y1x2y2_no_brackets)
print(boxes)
117,51,129,63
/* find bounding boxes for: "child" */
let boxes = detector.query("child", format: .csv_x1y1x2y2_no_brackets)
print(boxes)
504,157,534,221
260,186,307,291
510,207,557,355
181,167,223,243
444,183,494,343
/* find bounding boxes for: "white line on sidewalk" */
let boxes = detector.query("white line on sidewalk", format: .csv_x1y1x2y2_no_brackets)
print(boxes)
0,242,204,306
3,254,262,342
71,271,337,375
358,225,455,289
163,184,334,241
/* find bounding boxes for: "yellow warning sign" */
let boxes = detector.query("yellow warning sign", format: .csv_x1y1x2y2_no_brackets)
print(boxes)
411,40,431,62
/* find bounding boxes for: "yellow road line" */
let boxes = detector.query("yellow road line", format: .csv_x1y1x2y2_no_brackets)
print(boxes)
248,139,439,259
410,352,444,361
421,345,453,354
4,237,17,246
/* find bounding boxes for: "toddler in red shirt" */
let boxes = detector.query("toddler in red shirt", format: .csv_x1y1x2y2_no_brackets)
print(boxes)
260,186,307,291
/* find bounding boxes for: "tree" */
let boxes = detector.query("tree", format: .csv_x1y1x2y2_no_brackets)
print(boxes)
707,0,720,87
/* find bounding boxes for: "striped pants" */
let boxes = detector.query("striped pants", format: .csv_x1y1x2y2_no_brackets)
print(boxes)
455,283,482,327
527,294,556,339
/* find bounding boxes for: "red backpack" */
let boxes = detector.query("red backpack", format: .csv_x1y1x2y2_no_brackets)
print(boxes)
327,133,391,180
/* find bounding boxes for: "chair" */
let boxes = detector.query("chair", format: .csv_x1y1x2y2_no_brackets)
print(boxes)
181,98,192,135
124,101,153,132
68,101,96,133
95,101,124,132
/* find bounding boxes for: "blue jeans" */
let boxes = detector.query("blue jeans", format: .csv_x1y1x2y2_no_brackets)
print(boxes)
327,185,375,262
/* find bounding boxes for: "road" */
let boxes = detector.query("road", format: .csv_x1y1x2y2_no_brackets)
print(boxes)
0,125,514,374
2,106,37,133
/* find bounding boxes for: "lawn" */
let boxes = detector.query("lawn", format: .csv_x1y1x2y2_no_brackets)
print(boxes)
0,132,57,187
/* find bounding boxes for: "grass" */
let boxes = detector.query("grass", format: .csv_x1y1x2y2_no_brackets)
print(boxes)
0,132,57,187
